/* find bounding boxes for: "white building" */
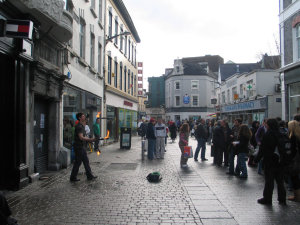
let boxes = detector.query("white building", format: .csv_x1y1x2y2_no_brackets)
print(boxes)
218,69,282,126
62,0,105,150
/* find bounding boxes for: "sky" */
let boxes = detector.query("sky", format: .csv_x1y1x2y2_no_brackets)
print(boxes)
124,0,280,83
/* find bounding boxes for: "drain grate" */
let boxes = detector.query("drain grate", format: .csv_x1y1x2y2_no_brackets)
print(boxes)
106,163,138,170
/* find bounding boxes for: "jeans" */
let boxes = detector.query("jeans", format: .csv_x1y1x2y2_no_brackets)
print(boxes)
194,138,206,160
258,159,263,174
147,139,156,160
229,148,236,173
236,153,248,177
156,137,165,158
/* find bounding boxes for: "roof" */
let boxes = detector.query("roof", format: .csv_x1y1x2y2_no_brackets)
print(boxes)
113,0,141,43
219,63,261,81
182,55,224,73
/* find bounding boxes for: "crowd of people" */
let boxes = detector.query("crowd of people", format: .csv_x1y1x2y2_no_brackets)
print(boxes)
139,114,300,205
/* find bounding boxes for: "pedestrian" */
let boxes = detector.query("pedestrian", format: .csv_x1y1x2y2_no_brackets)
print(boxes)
227,118,242,174
233,124,252,178
212,120,226,166
93,118,101,151
70,112,97,182
179,123,190,167
139,120,148,139
248,121,260,167
223,121,232,167
256,119,267,175
287,120,300,202
194,119,208,161
169,121,177,143
207,120,213,145
146,118,156,160
0,192,18,225
155,118,167,159
255,118,286,205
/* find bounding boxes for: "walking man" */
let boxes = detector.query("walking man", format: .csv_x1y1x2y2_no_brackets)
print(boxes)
194,119,208,161
155,118,167,159
70,112,97,182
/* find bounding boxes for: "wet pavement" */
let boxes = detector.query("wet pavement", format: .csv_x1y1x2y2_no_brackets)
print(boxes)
5,136,300,225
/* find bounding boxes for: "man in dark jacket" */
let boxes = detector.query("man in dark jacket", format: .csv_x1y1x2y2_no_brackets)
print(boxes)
212,120,226,166
146,118,156,160
194,119,208,161
255,118,286,205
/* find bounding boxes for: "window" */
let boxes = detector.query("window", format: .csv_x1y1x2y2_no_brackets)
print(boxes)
222,91,225,104
124,35,127,56
296,24,300,59
134,47,136,66
246,80,254,97
232,86,237,101
119,64,123,90
192,95,198,106
120,27,123,51
98,0,103,22
128,69,130,93
175,81,180,90
131,72,133,95
175,96,180,106
227,90,230,103
90,33,95,68
79,21,85,58
289,82,300,120
108,56,112,85
98,43,102,73
134,75,136,96
108,12,112,37
114,61,118,88
124,67,127,92
128,39,131,60
91,0,95,9
240,84,244,97
191,80,198,89
114,19,118,45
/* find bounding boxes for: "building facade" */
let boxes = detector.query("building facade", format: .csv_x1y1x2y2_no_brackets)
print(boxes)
218,70,282,126
279,0,300,120
62,0,105,152
104,0,141,141
0,0,72,190
165,56,224,122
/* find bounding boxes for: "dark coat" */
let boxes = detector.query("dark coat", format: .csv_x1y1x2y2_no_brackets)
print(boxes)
256,130,280,167
213,125,225,148
169,123,177,139
195,123,208,140
146,122,156,139
235,135,250,154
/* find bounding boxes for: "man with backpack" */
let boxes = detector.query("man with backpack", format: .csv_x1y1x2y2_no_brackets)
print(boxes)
194,119,208,161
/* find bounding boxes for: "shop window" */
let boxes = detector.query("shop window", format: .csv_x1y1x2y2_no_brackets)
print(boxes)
289,82,300,120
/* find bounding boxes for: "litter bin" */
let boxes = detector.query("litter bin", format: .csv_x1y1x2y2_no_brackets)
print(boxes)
120,127,131,149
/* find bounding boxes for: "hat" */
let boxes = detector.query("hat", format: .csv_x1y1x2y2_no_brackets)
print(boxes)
150,118,155,123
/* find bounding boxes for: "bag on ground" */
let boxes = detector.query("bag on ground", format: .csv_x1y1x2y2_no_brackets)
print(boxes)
146,172,162,183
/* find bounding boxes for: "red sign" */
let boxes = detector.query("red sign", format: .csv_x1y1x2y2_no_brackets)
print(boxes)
138,70,143,74
138,62,143,67
124,100,133,107
138,77,142,81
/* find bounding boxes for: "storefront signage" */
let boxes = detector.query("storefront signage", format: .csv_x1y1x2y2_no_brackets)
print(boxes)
5,19,34,39
183,94,190,104
124,100,133,107
221,98,267,113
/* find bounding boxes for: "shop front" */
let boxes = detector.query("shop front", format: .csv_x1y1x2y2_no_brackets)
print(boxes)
220,98,268,127
63,85,102,151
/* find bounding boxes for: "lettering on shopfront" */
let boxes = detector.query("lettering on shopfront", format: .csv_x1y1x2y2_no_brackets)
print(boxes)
124,100,133,107
221,98,267,113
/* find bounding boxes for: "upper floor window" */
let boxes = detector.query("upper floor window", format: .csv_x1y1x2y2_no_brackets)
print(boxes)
98,0,103,22
222,91,225,104
79,20,85,59
108,12,112,37
240,84,244,97
175,96,180,106
297,24,300,59
175,81,180,90
227,90,230,103
191,80,198,89
90,33,95,68
108,56,112,85
192,95,198,106
114,19,118,45
114,61,118,88
124,35,127,56
98,43,102,73
232,86,237,101
120,27,124,51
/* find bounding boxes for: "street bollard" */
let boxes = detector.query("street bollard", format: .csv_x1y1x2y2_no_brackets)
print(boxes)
141,139,145,160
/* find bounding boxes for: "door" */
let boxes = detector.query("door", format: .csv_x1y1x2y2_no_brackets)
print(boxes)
34,97,49,173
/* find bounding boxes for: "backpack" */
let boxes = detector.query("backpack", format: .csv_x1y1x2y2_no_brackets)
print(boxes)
276,128,294,166
146,172,162,183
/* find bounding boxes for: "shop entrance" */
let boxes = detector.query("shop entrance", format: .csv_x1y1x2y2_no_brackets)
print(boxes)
34,97,49,173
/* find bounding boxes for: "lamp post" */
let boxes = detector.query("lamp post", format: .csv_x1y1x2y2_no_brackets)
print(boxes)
105,31,131,45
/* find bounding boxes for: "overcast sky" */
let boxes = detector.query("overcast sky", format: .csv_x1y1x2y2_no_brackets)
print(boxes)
124,0,279,82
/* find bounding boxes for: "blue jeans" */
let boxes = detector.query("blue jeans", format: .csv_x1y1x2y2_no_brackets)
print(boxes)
236,153,248,177
194,138,206,160
229,148,236,174
148,139,156,160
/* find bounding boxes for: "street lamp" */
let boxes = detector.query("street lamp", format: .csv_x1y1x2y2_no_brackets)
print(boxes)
105,31,131,45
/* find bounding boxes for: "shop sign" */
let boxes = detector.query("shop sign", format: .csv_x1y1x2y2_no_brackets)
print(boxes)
221,98,267,113
183,94,190,104
124,100,133,107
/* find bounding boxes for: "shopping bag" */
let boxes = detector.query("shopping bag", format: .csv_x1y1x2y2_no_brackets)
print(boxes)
184,146,193,158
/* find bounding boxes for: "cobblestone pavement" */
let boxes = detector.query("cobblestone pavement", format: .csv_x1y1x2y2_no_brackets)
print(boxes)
5,136,300,225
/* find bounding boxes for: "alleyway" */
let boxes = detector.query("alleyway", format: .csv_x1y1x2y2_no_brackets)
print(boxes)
5,137,300,225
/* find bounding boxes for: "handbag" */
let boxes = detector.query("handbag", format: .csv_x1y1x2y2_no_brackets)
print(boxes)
184,146,193,158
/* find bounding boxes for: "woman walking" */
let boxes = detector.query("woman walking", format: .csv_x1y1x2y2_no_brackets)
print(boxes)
233,124,252,178
179,123,190,167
